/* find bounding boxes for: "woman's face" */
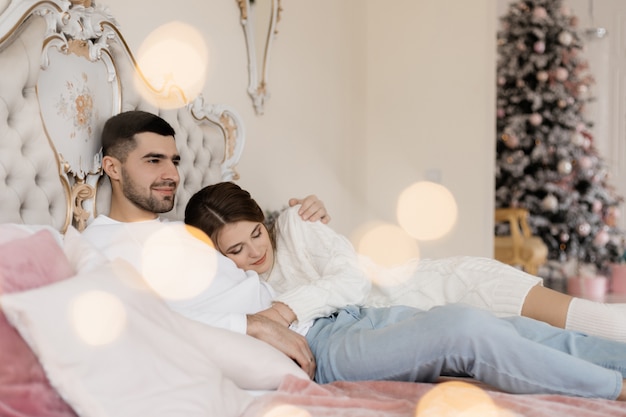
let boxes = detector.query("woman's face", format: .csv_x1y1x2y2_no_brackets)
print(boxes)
216,220,274,275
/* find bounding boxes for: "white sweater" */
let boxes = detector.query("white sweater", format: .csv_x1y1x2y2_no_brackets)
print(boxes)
266,207,542,321
82,215,275,334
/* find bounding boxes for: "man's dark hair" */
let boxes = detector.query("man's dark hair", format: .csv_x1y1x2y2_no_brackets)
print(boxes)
101,110,176,162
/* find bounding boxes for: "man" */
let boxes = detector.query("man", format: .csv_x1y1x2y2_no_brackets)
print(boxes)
82,110,328,376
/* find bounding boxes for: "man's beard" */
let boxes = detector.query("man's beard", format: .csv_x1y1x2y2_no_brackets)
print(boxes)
121,170,176,214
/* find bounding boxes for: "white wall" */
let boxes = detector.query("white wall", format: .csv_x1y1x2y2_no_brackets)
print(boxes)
101,0,497,259
365,1,496,257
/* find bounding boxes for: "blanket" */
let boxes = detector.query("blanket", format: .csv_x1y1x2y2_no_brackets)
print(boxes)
242,375,626,417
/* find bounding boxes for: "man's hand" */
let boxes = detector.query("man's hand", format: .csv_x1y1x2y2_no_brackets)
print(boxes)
289,195,330,224
246,313,316,379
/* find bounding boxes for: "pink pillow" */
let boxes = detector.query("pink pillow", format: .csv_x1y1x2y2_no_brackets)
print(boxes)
0,230,78,417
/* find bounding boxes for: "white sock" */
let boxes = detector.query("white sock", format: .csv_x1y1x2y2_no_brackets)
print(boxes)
565,297,626,342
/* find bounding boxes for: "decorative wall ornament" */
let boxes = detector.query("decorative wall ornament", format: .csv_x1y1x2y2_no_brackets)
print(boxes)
237,0,282,115
584,0,608,39
190,96,246,181
32,0,121,229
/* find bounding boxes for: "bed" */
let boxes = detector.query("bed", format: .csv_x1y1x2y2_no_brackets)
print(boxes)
1,1,626,416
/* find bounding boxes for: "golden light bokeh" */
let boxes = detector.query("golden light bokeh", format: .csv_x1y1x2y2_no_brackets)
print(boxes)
353,221,420,268
397,181,458,241
141,224,218,300
70,290,127,346
134,21,208,109
415,381,512,417
184,224,215,248
262,404,312,417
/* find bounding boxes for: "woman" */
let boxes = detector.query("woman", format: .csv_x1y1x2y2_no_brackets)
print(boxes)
185,183,626,343
182,181,626,400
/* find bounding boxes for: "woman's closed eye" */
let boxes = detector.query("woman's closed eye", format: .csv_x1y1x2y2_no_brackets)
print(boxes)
227,245,243,255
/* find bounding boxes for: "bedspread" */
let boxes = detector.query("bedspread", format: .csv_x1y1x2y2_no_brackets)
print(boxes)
242,375,626,417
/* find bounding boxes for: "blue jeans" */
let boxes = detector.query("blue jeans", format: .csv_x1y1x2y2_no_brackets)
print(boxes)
305,304,624,399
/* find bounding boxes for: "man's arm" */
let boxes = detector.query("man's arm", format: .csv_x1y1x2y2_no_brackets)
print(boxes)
246,313,316,379
289,195,331,224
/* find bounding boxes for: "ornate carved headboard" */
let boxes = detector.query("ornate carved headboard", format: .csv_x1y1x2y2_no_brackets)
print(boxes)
0,0,244,232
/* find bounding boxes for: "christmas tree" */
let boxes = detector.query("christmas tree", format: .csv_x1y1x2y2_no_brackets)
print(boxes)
495,0,624,285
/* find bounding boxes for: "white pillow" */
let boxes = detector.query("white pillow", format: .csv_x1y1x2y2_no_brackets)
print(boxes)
62,225,108,274
0,259,305,417
0,223,64,245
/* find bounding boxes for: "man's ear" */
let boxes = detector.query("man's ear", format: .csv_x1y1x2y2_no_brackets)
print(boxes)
102,155,122,181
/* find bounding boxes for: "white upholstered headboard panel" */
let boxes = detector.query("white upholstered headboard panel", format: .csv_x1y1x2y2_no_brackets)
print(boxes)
0,0,244,232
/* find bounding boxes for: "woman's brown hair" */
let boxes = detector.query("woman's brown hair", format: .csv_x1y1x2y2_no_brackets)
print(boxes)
184,182,276,252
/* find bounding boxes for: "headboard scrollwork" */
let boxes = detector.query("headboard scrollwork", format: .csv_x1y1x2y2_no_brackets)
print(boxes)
0,0,245,232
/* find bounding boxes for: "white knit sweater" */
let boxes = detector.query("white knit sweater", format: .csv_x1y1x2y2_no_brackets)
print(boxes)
265,206,542,323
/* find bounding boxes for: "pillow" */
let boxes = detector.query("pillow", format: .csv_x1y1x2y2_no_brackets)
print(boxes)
0,229,78,416
62,226,108,274
0,223,64,246
1,258,306,416
0,223,29,244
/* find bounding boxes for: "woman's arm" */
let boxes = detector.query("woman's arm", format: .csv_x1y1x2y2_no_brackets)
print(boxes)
270,206,371,324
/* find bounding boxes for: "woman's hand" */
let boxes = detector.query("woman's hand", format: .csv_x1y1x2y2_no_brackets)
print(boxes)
256,302,297,327
289,195,331,224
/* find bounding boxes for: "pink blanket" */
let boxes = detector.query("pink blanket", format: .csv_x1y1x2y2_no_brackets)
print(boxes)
243,375,626,417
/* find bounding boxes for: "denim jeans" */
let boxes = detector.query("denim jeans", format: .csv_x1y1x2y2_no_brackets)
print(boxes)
305,304,624,399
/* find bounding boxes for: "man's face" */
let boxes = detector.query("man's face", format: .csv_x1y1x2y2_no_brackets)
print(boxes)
119,132,181,214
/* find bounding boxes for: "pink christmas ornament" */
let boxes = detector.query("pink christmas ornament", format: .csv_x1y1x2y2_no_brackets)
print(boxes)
533,41,546,54
593,229,610,247
533,6,547,19
529,113,542,126
498,77,506,86
541,195,558,212
578,222,591,236
497,108,505,118
592,199,603,213
558,31,573,46
536,71,549,82
578,156,593,169
505,134,519,148
578,84,588,94
606,207,621,227
571,132,584,146
558,160,572,175
555,67,569,81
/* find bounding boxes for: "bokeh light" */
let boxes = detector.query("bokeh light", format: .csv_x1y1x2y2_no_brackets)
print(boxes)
70,290,126,346
353,221,420,268
134,21,208,109
397,181,458,241
141,224,218,300
262,404,311,417
415,380,512,417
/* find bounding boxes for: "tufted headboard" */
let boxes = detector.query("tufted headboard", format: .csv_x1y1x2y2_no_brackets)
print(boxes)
0,0,244,232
